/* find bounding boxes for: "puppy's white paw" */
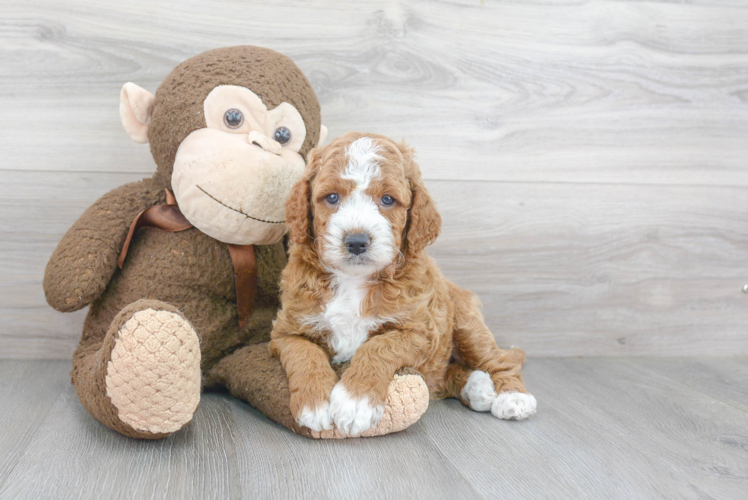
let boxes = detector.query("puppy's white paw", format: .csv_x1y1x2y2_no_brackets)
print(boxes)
329,383,384,435
461,370,498,412
491,392,537,420
296,402,333,432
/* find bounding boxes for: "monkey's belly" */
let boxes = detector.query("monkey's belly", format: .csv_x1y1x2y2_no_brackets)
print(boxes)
86,227,284,369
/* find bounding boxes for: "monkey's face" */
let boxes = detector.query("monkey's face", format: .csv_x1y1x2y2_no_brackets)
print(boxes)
170,85,307,245
120,46,326,246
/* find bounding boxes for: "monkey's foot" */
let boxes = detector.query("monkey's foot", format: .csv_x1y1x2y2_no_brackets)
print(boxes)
311,370,429,439
105,308,201,435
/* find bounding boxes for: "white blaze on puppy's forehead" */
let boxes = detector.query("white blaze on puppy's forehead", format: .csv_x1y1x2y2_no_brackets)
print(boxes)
343,137,382,187
319,136,398,278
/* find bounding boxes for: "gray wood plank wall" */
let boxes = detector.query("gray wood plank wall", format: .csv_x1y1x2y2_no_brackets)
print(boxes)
1,0,746,359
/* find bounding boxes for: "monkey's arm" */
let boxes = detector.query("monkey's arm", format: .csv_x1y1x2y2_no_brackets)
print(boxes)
43,178,165,312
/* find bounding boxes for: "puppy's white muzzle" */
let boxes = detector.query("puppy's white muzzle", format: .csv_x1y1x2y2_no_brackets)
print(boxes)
322,190,395,276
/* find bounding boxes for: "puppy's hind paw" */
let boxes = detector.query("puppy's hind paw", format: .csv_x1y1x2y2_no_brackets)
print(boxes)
296,402,333,432
491,392,537,420
461,370,498,412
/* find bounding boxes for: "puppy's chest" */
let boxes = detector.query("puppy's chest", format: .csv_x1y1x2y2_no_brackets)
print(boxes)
306,277,389,364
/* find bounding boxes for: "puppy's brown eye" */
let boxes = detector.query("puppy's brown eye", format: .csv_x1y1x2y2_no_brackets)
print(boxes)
381,195,395,206
325,193,339,205
224,109,244,128
273,126,291,145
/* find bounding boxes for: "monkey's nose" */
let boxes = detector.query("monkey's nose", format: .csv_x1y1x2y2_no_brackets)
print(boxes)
248,131,282,155
344,233,370,256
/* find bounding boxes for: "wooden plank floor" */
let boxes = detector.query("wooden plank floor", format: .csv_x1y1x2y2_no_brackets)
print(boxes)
1,358,746,500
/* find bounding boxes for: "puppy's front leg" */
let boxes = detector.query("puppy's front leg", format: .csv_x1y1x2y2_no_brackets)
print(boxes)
330,329,429,435
270,336,338,432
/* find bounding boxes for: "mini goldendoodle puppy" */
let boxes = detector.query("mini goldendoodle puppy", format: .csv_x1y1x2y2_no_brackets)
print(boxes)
270,132,537,435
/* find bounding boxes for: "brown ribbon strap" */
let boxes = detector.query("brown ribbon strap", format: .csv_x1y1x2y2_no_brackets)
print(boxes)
226,244,258,328
117,189,258,328
118,189,193,268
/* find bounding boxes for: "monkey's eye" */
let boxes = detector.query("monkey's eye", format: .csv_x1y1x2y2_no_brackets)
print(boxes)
325,193,339,205
381,195,395,206
224,109,244,129
273,126,291,145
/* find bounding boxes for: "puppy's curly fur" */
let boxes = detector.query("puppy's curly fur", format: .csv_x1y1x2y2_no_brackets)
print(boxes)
270,132,536,434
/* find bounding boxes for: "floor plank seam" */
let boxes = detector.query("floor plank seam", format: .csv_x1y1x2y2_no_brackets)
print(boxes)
417,412,489,500
0,361,69,495
619,358,748,415
5,167,748,191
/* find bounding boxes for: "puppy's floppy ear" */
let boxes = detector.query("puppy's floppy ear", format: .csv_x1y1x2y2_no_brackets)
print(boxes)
401,144,441,258
286,148,321,245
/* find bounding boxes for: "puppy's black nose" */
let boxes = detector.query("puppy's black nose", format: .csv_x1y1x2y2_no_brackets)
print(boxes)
344,233,370,256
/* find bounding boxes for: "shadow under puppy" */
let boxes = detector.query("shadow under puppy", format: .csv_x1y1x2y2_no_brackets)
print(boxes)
270,132,537,435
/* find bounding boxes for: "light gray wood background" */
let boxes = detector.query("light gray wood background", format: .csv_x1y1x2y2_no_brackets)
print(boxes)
2,358,747,499
1,0,747,359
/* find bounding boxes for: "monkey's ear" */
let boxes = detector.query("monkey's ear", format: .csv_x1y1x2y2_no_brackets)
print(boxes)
318,125,328,147
119,82,155,144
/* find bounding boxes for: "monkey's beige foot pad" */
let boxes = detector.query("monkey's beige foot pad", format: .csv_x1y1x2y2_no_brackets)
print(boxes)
105,308,201,435
311,373,429,439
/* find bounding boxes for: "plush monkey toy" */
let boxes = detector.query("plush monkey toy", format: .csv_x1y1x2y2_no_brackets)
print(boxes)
43,46,428,439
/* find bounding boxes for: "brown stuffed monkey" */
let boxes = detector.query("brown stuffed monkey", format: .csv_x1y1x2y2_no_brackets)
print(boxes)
43,46,428,440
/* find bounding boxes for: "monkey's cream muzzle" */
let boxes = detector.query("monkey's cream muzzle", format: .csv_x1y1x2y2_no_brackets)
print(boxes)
172,128,305,245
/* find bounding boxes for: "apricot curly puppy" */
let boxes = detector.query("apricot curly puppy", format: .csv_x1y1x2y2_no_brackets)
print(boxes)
270,132,537,435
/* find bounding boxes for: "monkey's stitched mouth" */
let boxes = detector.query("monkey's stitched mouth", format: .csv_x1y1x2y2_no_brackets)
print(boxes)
196,185,285,224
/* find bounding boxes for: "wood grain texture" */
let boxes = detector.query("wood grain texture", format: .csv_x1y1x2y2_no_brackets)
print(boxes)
0,361,69,488
622,357,748,410
0,0,747,358
0,389,241,499
429,180,748,356
2,171,747,357
228,397,479,500
1,0,746,184
422,357,748,500
1,358,746,499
